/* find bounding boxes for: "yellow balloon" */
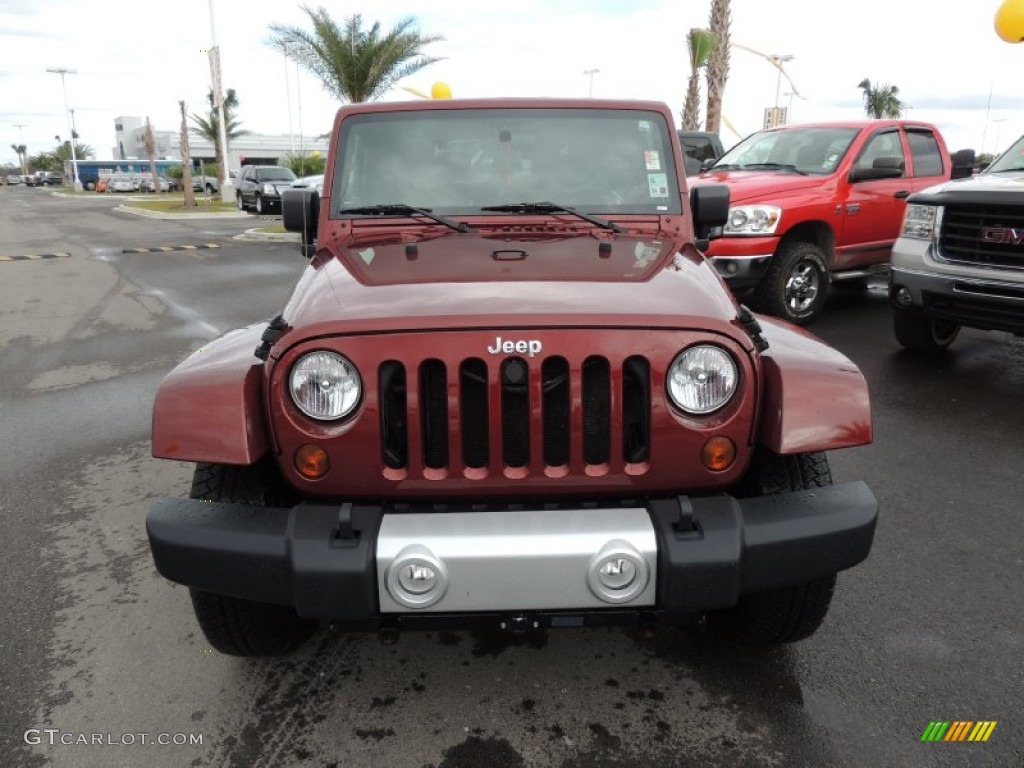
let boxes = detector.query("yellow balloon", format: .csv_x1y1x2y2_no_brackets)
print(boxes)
995,0,1024,42
311,150,320,158
430,81,452,99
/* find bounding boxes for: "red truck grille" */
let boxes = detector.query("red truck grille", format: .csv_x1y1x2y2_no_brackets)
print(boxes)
378,356,651,477
938,205,1024,271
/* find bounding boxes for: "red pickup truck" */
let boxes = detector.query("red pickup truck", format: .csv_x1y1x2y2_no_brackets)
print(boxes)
690,120,973,323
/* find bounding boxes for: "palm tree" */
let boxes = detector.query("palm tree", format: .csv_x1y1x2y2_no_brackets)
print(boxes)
683,29,716,131
858,78,905,119
53,140,94,162
11,143,27,175
190,88,249,187
269,7,443,104
704,0,731,134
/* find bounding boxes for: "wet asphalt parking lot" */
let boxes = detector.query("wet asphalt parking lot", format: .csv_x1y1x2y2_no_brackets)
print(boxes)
0,186,1021,767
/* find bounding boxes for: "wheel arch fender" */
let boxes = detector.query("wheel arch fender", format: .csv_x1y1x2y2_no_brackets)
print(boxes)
777,221,836,264
152,323,270,464
755,315,872,453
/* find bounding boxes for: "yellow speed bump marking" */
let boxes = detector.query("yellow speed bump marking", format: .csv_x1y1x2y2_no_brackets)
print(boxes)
0,252,72,262
121,243,221,254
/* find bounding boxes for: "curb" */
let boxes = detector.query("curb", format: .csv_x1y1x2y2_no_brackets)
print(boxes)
115,204,250,220
234,228,301,242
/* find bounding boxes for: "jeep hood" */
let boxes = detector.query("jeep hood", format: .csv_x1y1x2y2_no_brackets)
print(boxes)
278,238,745,343
690,171,828,204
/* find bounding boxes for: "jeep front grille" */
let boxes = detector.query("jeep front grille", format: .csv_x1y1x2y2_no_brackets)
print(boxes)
378,356,651,477
938,205,1024,271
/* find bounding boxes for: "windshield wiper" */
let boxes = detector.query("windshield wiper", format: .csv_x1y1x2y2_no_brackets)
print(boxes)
337,204,473,233
708,163,740,171
480,202,625,233
738,163,809,175
986,167,1024,174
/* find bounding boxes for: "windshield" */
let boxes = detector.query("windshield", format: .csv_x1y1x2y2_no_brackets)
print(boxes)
332,108,682,216
713,127,860,175
259,168,297,181
985,135,1024,173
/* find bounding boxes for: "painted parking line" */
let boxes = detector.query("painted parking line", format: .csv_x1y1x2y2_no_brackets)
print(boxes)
0,252,72,262
121,243,222,254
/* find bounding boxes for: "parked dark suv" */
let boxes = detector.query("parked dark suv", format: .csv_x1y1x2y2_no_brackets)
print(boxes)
236,165,297,214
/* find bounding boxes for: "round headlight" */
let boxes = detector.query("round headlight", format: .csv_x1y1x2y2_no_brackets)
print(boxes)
289,351,361,420
667,345,737,414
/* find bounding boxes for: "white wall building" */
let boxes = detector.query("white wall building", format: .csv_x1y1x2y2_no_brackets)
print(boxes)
112,115,330,171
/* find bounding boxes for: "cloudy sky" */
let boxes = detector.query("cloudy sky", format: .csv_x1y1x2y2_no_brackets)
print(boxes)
2,0,1022,167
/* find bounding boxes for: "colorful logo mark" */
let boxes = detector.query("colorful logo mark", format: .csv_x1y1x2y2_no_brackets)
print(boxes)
921,721,997,742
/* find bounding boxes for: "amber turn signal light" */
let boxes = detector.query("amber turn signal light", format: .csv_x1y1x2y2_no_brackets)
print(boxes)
701,436,736,471
295,444,330,479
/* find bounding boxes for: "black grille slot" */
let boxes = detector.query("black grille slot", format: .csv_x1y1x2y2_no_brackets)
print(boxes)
939,205,1024,270
501,358,530,467
582,356,611,465
419,360,448,469
379,361,408,469
622,356,651,463
460,359,489,469
541,357,570,466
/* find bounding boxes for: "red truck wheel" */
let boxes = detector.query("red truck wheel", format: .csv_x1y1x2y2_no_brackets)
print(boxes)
755,242,830,324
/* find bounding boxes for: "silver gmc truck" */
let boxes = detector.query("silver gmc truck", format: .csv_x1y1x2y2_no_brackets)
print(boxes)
890,136,1024,351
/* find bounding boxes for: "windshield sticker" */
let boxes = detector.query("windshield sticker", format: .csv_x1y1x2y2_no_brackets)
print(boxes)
644,150,661,171
637,120,653,132
633,241,661,268
358,247,375,265
647,173,669,198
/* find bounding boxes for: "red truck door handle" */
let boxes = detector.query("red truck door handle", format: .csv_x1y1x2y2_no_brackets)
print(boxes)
894,190,910,199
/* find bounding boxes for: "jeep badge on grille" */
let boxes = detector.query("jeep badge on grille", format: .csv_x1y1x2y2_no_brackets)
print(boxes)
487,337,543,357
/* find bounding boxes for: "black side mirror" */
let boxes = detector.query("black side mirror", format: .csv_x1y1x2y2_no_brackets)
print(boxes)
950,148,976,180
849,157,904,182
689,184,730,250
282,188,320,258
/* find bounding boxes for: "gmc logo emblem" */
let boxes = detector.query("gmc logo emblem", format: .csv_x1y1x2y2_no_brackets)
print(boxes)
981,226,1024,245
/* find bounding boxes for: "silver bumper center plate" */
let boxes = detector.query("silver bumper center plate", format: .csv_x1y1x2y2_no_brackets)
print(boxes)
376,507,658,613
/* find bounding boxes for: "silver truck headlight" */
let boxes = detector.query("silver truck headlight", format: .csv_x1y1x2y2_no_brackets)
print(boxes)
263,183,276,195
667,345,737,414
289,351,361,420
724,205,781,235
901,204,939,240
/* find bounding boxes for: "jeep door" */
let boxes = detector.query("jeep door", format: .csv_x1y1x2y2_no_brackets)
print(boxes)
834,127,911,271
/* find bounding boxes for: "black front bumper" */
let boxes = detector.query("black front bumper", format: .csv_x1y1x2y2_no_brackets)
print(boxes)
148,482,877,621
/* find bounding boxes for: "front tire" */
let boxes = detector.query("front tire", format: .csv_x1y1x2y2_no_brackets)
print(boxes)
754,241,830,325
236,192,245,211
255,194,264,214
722,450,838,645
206,183,214,195
893,310,959,352
186,461,314,657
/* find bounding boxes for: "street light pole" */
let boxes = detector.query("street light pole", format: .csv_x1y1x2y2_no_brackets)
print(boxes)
46,67,82,191
993,118,1007,154
583,68,600,97
207,0,235,201
770,54,794,109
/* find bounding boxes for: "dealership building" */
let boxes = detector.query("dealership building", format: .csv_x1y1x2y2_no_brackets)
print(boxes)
112,116,330,170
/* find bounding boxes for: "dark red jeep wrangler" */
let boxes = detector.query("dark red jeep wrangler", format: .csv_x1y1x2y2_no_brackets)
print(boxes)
147,98,877,656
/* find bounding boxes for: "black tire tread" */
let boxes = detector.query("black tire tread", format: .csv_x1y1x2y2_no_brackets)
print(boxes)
190,589,314,657
893,310,959,352
724,449,838,645
187,461,313,657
